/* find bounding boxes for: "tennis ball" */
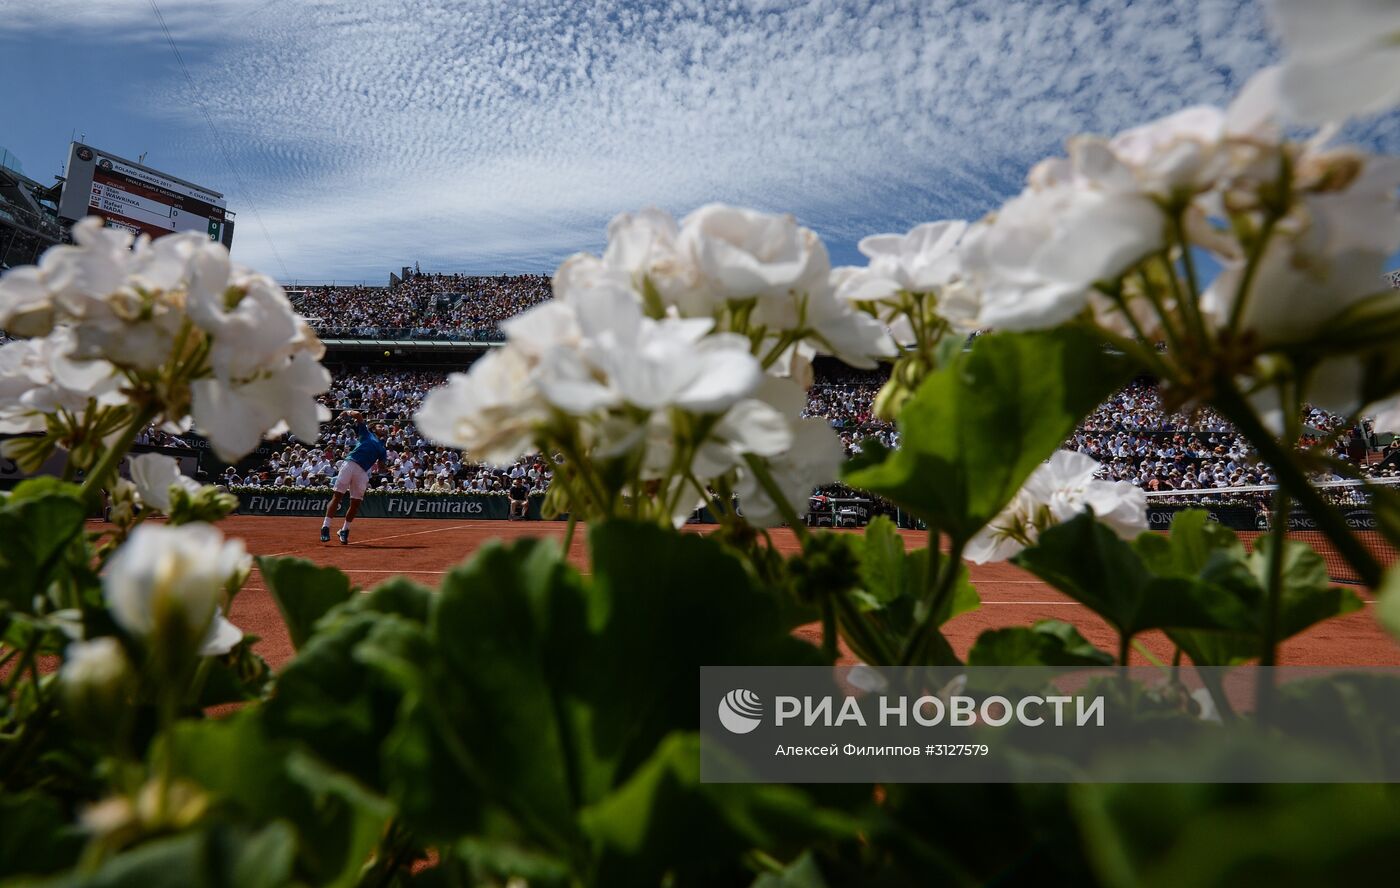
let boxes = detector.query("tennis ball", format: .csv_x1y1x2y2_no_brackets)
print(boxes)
383,350,391,356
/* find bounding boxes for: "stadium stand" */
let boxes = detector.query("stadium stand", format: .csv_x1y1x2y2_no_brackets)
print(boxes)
290,272,550,341
0,152,63,270
225,360,1391,496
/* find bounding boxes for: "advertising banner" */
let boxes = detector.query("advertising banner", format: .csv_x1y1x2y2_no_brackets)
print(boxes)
1146,503,1260,531
234,489,545,520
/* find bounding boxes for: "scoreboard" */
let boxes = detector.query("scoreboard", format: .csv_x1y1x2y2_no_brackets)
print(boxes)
58,143,232,247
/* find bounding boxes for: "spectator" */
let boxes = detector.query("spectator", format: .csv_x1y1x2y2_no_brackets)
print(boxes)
508,477,530,520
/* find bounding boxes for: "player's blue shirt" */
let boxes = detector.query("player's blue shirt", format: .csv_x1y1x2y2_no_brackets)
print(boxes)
346,421,387,471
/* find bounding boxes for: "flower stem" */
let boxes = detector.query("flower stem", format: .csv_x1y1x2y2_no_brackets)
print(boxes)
1227,211,1281,336
830,586,896,666
1169,211,1211,347
819,595,837,661
1227,157,1291,335
1211,380,1381,587
561,512,577,559
1147,257,1188,353
1257,479,1290,722
741,454,810,546
898,535,962,667
78,404,158,505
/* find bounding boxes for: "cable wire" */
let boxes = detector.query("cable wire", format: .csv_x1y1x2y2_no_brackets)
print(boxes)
148,0,291,279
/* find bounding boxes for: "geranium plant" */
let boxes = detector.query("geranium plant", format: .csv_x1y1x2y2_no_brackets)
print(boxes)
2,1,1400,885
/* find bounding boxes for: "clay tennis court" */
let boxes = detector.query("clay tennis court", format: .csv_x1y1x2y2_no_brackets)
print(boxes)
219,516,1400,671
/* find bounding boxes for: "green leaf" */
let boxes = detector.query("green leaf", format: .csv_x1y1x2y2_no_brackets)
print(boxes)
446,838,572,887
1014,513,1253,640
1073,756,1400,888
574,523,826,795
380,698,489,842
1379,565,1400,642
0,484,88,612
195,636,272,707
257,556,356,650
1168,537,1362,666
968,620,1113,668
848,525,978,665
0,792,86,879
377,522,828,865
1133,509,1244,578
580,734,857,888
843,329,1129,542
855,515,908,604
422,539,582,850
262,609,425,790
751,852,830,888
28,822,297,888
168,712,391,888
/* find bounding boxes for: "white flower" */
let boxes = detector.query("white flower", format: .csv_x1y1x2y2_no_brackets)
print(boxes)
672,205,898,367
1109,106,1232,197
602,207,719,315
735,416,845,527
961,139,1166,331
199,607,245,656
128,452,201,514
1191,686,1223,724
0,267,57,337
690,375,804,479
189,271,305,382
1202,152,1400,347
836,221,969,305
678,203,831,302
1269,0,1400,123
191,351,331,462
527,290,764,416
847,664,889,693
966,450,1147,564
796,287,899,369
61,637,130,692
0,330,125,434
103,523,249,653
1370,395,1400,434
1105,71,1282,200
414,346,545,465
36,219,132,317
40,224,208,372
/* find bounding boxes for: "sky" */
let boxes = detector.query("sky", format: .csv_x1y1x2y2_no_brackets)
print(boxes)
2,0,1399,283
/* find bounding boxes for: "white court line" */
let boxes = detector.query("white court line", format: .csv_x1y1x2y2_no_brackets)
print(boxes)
265,522,502,558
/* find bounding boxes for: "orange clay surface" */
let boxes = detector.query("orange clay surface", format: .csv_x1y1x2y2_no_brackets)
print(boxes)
188,516,1400,672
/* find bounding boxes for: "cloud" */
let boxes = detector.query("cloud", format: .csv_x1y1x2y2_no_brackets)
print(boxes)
9,0,1387,280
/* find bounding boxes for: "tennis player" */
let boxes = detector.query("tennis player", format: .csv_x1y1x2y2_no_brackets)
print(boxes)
321,410,387,544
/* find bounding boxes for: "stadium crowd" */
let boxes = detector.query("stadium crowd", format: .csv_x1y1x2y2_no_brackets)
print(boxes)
218,366,553,495
221,366,1394,497
290,272,551,340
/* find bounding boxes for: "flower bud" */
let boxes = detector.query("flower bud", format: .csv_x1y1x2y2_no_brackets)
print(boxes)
61,637,133,735
1295,148,1365,194
103,523,249,676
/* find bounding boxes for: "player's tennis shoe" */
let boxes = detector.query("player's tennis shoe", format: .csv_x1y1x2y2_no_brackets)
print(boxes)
320,526,330,542
338,527,349,545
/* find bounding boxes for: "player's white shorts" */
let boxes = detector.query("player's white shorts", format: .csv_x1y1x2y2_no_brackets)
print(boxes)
333,461,369,499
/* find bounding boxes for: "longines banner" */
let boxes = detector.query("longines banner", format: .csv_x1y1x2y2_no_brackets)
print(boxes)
1146,503,1259,531
235,490,544,520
